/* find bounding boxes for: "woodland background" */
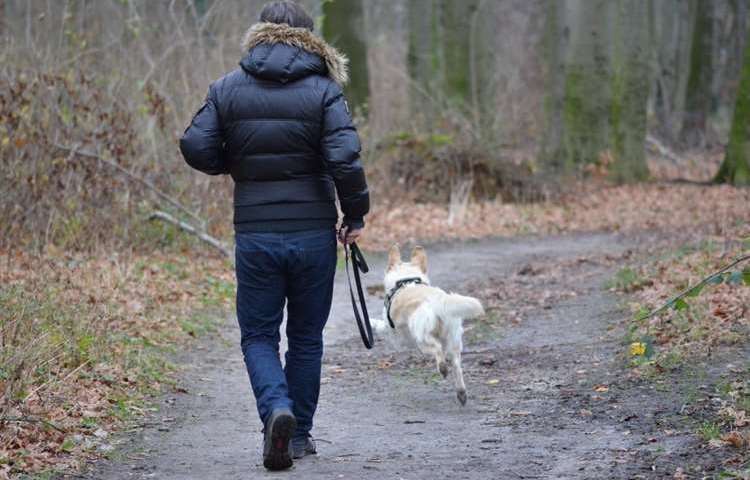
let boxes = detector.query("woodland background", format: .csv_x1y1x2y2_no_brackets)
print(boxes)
2,0,750,252
0,0,749,477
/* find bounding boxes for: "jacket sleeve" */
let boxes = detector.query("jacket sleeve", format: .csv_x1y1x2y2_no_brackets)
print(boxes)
179,84,227,176
320,82,370,229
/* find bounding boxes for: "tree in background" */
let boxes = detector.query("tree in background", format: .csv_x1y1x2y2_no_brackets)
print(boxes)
441,0,480,104
715,22,750,185
539,0,568,173
541,0,652,182
609,0,650,182
194,0,208,17
680,0,714,147
407,0,442,122
650,0,696,145
406,0,495,130
547,0,612,172
360,0,410,139
321,0,369,113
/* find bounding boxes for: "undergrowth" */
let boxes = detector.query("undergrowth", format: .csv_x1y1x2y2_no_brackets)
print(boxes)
615,229,750,458
0,243,233,477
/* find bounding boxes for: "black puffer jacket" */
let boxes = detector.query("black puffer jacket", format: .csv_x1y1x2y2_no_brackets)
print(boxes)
180,22,370,232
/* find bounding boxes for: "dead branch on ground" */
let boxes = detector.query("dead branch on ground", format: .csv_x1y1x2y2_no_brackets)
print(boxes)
148,210,232,259
646,134,683,164
1,416,66,433
53,143,205,227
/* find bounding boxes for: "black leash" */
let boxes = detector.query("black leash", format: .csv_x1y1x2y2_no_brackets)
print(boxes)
343,241,374,349
384,277,424,328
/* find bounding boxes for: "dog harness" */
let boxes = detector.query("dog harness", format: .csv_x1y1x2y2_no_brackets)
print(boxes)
384,277,426,328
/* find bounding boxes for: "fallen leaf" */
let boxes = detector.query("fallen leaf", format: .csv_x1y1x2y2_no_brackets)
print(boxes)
708,438,727,448
733,410,748,427
720,431,746,449
673,467,688,480
377,360,393,369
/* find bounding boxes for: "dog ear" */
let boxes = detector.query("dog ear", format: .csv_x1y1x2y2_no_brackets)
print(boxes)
410,246,427,273
387,244,401,271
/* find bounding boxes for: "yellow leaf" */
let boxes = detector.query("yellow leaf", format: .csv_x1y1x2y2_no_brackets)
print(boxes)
629,342,646,356
486,379,500,385
593,384,609,392
1,137,8,147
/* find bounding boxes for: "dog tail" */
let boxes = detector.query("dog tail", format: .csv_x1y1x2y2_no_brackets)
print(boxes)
441,294,485,320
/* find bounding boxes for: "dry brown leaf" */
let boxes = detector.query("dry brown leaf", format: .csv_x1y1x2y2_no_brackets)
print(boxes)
720,431,747,449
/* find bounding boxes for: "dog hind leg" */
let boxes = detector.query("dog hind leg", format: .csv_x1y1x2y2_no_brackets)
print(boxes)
452,351,467,405
436,351,448,378
410,308,447,378
418,336,445,377
446,329,467,405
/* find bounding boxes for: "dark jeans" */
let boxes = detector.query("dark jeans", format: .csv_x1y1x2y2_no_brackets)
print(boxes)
235,229,337,439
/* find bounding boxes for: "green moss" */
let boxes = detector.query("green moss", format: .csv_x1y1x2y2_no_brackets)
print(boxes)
608,0,650,183
696,421,721,441
561,66,609,170
715,11,750,184
441,0,480,104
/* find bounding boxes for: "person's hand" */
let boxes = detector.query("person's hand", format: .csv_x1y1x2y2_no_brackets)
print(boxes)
338,226,364,245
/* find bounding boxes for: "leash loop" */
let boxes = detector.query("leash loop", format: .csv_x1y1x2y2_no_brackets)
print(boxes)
343,241,374,349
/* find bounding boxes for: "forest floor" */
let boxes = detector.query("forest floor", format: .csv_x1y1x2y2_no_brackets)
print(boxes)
3,182,748,479
62,230,749,480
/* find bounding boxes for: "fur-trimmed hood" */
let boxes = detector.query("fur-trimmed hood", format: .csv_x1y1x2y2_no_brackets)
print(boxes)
241,22,348,86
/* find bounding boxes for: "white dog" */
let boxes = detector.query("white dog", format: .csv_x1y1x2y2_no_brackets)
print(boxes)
373,245,485,405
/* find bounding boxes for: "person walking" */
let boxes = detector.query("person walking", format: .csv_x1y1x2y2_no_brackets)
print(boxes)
179,1,369,471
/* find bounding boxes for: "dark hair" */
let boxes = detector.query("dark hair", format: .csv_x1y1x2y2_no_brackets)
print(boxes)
259,1,314,31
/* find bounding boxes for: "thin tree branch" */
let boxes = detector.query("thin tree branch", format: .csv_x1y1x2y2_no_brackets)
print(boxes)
646,134,683,164
642,254,750,320
23,359,91,403
53,143,205,227
1,416,66,433
148,210,231,259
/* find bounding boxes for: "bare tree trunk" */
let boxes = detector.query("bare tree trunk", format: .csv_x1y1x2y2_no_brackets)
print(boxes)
650,0,696,144
716,21,750,185
322,0,370,113
708,0,750,144
194,0,208,18
363,0,409,139
406,0,496,131
681,0,714,147
407,0,443,125
558,0,613,171
467,0,496,135
441,0,480,105
609,0,651,182
539,0,569,171
0,0,5,39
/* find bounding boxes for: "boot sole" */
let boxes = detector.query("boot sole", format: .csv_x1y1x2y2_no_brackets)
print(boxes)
263,411,297,470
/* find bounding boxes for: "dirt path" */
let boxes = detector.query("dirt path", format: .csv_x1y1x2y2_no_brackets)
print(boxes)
75,233,720,479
